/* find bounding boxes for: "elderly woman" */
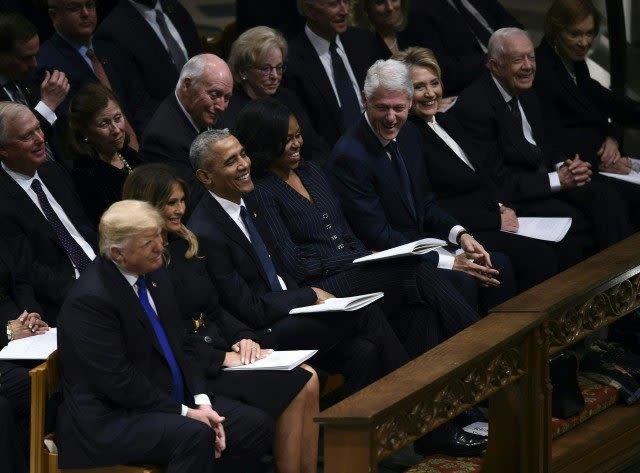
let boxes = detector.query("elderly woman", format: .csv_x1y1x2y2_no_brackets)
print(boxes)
533,0,640,228
66,83,141,225
351,0,411,56
223,25,329,162
122,164,320,473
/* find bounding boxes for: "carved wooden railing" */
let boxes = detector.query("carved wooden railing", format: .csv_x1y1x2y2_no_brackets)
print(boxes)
316,233,640,473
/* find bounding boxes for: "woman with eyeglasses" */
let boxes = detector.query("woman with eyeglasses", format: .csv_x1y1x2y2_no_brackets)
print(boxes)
223,26,330,163
66,83,141,225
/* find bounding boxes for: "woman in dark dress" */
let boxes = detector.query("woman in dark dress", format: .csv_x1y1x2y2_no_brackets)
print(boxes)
351,0,411,57
67,83,141,225
122,164,319,473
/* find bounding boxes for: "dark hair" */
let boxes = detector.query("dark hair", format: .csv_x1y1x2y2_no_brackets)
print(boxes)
544,0,602,45
67,83,126,157
0,14,38,54
234,97,293,177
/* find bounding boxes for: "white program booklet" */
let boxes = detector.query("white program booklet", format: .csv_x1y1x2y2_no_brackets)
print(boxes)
289,292,384,314
599,157,640,185
0,328,57,360
223,349,317,371
503,217,572,242
352,238,446,264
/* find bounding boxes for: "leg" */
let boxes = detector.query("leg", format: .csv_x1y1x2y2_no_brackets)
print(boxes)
0,362,29,472
0,396,27,473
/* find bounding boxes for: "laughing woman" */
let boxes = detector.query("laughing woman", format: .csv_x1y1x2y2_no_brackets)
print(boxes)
122,164,319,473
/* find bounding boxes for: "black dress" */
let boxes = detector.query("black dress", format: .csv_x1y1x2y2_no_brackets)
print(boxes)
166,236,311,418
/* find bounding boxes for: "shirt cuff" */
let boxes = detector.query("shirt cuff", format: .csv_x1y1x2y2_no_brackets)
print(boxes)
34,101,57,125
449,225,465,245
437,253,455,270
548,171,561,191
180,394,212,417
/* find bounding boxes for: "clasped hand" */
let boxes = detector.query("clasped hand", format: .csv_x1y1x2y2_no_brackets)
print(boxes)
558,154,592,188
8,311,48,340
186,405,226,458
454,234,500,287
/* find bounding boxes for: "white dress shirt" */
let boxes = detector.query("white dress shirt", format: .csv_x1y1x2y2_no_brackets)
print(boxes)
0,75,57,126
427,117,475,171
2,163,96,278
304,24,363,109
211,192,288,290
491,75,562,190
175,91,201,133
128,0,189,60
117,266,211,414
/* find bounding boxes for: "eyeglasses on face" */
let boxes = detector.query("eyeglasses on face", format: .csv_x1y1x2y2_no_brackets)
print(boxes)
252,64,286,77
52,0,97,14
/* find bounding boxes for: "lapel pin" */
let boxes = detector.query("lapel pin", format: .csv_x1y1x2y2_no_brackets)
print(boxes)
253,212,257,218
151,281,157,288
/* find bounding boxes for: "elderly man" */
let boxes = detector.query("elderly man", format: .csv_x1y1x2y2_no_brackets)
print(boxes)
453,27,633,250
56,199,273,472
0,102,96,323
328,59,515,314
141,53,233,208
283,0,383,147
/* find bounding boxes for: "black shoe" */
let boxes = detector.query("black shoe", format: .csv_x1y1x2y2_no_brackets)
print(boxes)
414,420,487,457
550,350,585,418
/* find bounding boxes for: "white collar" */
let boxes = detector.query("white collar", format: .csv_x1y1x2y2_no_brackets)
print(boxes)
128,0,161,17
1,161,38,183
174,90,201,133
116,264,141,288
490,73,514,103
304,23,345,55
211,191,246,216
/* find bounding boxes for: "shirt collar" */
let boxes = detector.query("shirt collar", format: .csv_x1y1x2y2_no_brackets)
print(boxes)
58,32,93,51
304,23,344,56
490,73,513,103
211,191,246,217
174,91,201,133
2,162,39,186
364,111,392,148
128,0,161,18
116,264,140,288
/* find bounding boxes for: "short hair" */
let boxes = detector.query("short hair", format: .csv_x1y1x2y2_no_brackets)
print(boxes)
228,26,288,89
544,0,602,45
351,0,409,32
99,200,164,258
0,101,30,145
487,27,532,64
393,46,441,80
235,98,293,177
67,83,126,157
176,53,229,92
0,13,38,54
363,59,413,100
189,128,232,171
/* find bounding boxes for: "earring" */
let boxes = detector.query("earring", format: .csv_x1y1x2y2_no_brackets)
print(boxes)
82,136,89,143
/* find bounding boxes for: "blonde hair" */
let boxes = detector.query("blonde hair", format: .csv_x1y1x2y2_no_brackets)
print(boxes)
99,200,164,258
393,46,441,80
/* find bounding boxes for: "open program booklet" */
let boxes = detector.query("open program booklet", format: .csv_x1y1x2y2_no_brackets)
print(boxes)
289,292,384,314
352,238,446,264
223,349,317,371
0,328,57,360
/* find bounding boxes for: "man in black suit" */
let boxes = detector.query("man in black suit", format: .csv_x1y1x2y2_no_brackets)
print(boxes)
453,27,633,250
56,199,273,472
141,53,233,209
404,0,522,95
282,0,384,147
96,0,202,113
0,102,97,323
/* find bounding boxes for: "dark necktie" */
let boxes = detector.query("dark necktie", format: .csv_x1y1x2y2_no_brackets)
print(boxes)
30,179,92,272
386,141,416,220
452,0,492,49
240,206,282,292
155,9,187,71
136,276,185,403
329,41,361,126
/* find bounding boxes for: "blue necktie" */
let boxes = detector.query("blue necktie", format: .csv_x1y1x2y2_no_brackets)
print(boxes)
386,141,417,220
136,276,185,403
240,206,282,292
329,41,361,126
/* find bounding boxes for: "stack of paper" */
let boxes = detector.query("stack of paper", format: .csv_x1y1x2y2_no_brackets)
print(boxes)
0,328,57,360
224,349,317,371
352,238,446,264
503,217,572,242
290,292,384,314
599,157,640,185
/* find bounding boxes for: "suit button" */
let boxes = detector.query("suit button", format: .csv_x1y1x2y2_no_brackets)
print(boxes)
324,270,330,275
204,336,212,343
337,244,345,250
266,328,273,333
331,235,338,240
325,224,332,230
322,213,329,219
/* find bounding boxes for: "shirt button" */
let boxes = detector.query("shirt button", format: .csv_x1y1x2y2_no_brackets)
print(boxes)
204,336,212,343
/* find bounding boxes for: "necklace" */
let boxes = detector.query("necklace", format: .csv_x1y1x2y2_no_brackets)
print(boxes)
112,152,133,173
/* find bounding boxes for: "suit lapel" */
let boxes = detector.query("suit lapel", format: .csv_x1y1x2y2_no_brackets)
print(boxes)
50,33,97,81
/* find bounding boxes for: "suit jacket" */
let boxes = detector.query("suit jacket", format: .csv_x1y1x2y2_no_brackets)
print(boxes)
187,192,316,330
140,93,203,207
282,27,384,148
327,115,459,251
56,257,204,468
411,113,503,231
453,72,561,203
36,32,153,134
0,162,97,323
96,0,202,110
534,38,640,166
404,0,521,94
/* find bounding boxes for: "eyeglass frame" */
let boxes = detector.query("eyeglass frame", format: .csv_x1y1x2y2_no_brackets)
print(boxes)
251,64,287,77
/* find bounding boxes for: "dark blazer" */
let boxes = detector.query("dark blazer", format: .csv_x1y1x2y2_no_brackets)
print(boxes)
282,27,384,148
140,93,203,207
96,0,202,110
36,32,153,134
0,162,97,323
187,192,317,330
327,115,459,251
56,257,204,468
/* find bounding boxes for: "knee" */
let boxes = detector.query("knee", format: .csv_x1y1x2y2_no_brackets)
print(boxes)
300,364,320,399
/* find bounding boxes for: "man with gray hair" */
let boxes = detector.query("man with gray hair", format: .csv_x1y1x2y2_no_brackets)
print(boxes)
141,53,233,208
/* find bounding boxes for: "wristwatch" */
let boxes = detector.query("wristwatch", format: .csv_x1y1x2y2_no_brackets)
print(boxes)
6,323,12,342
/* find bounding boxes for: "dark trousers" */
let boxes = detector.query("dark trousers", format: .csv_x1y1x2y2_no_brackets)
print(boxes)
0,362,29,473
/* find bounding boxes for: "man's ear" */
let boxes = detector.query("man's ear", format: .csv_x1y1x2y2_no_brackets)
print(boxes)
109,246,123,264
195,168,212,187
487,58,499,76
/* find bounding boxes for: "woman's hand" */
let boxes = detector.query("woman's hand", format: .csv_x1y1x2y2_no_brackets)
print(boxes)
600,156,632,175
8,311,49,340
230,338,271,364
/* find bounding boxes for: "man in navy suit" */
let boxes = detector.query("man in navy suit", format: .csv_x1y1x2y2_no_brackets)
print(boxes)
327,59,516,313
283,0,383,148
56,200,273,472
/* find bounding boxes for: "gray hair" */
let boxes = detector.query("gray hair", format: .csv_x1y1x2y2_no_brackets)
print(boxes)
190,128,232,171
0,101,30,145
363,59,413,100
487,27,532,64
228,26,288,88
98,200,164,258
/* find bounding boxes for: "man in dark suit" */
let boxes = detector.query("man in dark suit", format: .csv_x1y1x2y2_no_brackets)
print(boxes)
141,53,233,209
0,102,97,323
95,0,202,113
453,27,633,250
56,199,273,472
282,0,384,148
37,0,152,139
404,0,522,95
